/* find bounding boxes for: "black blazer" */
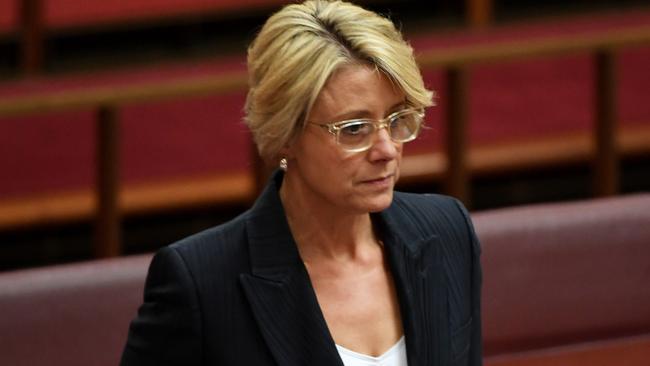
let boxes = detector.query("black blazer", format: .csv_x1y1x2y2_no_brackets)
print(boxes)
121,171,482,366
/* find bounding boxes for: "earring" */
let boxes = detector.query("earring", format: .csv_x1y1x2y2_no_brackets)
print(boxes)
279,157,288,171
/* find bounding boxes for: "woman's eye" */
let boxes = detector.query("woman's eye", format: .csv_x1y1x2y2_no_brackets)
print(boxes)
390,114,407,127
341,122,371,135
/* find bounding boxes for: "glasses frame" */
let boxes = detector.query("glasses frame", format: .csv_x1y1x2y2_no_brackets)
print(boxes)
308,107,425,153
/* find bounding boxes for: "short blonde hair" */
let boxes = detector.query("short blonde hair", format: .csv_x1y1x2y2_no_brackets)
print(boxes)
245,0,434,161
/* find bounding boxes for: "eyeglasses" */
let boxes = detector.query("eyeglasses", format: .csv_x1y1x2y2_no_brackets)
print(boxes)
308,108,425,153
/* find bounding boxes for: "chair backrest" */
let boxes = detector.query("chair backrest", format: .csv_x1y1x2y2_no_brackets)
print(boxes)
473,193,650,356
0,254,152,366
1,194,648,364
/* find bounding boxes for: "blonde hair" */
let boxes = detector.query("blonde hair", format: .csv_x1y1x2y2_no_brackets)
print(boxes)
245,0,434,161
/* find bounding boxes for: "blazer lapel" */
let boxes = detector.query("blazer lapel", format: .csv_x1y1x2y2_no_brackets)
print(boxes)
376,207,450,366
239,172,343,366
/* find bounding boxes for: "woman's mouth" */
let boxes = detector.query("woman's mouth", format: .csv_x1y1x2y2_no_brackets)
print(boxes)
360,175,393,189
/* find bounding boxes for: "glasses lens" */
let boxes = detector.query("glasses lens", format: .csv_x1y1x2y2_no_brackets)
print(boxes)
389,110,422,142
337,120,374,150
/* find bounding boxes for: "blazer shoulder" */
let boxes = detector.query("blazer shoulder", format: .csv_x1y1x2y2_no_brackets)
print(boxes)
393,191,461,212
163,210,252,282
391,191,466,227
390,192,479,251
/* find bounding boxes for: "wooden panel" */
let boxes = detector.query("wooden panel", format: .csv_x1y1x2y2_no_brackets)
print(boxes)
20,0,44,74
593,50,619,196
485,334,650,366
95,106,120,258
444,66,470,205
466,0,493,28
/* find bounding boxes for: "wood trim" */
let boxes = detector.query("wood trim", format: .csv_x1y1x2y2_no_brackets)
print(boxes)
0,72,248,117
0,171,254,231
418,26,650,68
0,191,93,230
20,0,43,75
485,333,650,366
121,171,254,215
95,106,121,257
466,0,493,28
399,124,650,182
470,124,650,176
593,50,619,196
444,66,471,204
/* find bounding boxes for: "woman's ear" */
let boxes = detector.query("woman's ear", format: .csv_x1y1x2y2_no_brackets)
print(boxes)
278,135,296,160
278,145,290,158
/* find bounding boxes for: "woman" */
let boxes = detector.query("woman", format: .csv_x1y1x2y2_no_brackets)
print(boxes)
121,1,482,365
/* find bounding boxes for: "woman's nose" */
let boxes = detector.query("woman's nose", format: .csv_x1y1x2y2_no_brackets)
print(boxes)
368,128,398,161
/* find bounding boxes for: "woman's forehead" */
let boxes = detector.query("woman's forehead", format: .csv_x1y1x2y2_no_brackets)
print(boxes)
311,64,405,120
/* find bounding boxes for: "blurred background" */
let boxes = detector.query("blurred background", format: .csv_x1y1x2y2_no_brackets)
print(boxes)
0,0,649,271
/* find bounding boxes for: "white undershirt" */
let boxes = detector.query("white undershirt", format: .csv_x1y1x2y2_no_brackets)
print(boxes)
335,336,408,366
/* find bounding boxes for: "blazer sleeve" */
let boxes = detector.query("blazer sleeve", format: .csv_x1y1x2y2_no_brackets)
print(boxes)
121,246,203,366
453,199,483,366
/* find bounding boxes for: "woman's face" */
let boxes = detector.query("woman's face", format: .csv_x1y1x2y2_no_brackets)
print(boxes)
283,63,406,214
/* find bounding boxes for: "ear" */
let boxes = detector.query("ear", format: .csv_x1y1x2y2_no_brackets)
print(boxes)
278,134,298,160
278,145,291,160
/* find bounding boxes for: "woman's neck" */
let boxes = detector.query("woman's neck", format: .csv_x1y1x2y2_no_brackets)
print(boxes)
279,174,379,262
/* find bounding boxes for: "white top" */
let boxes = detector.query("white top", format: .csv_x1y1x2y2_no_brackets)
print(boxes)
335,336,408,366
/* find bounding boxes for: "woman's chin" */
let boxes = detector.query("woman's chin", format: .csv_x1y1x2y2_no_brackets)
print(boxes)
359,191,394,213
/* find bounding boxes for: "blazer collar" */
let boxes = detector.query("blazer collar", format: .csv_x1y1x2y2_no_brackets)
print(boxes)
240,171,448,366
375,204,449,366
244,170,301,281
242,171,436,279
240,171,342,366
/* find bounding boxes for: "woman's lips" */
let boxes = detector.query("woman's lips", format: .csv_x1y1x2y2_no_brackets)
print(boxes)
360,175,393,188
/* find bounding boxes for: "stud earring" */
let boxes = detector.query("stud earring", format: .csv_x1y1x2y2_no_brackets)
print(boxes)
279,157,288,171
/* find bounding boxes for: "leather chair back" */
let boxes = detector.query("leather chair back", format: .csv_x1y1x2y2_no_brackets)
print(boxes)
0,254,151,366
473,194,650,355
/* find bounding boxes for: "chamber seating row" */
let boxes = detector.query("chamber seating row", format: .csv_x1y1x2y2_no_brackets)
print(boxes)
0,9,649,257
1,193,648,365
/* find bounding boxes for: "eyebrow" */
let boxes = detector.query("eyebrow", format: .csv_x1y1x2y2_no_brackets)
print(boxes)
331,100,408,122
